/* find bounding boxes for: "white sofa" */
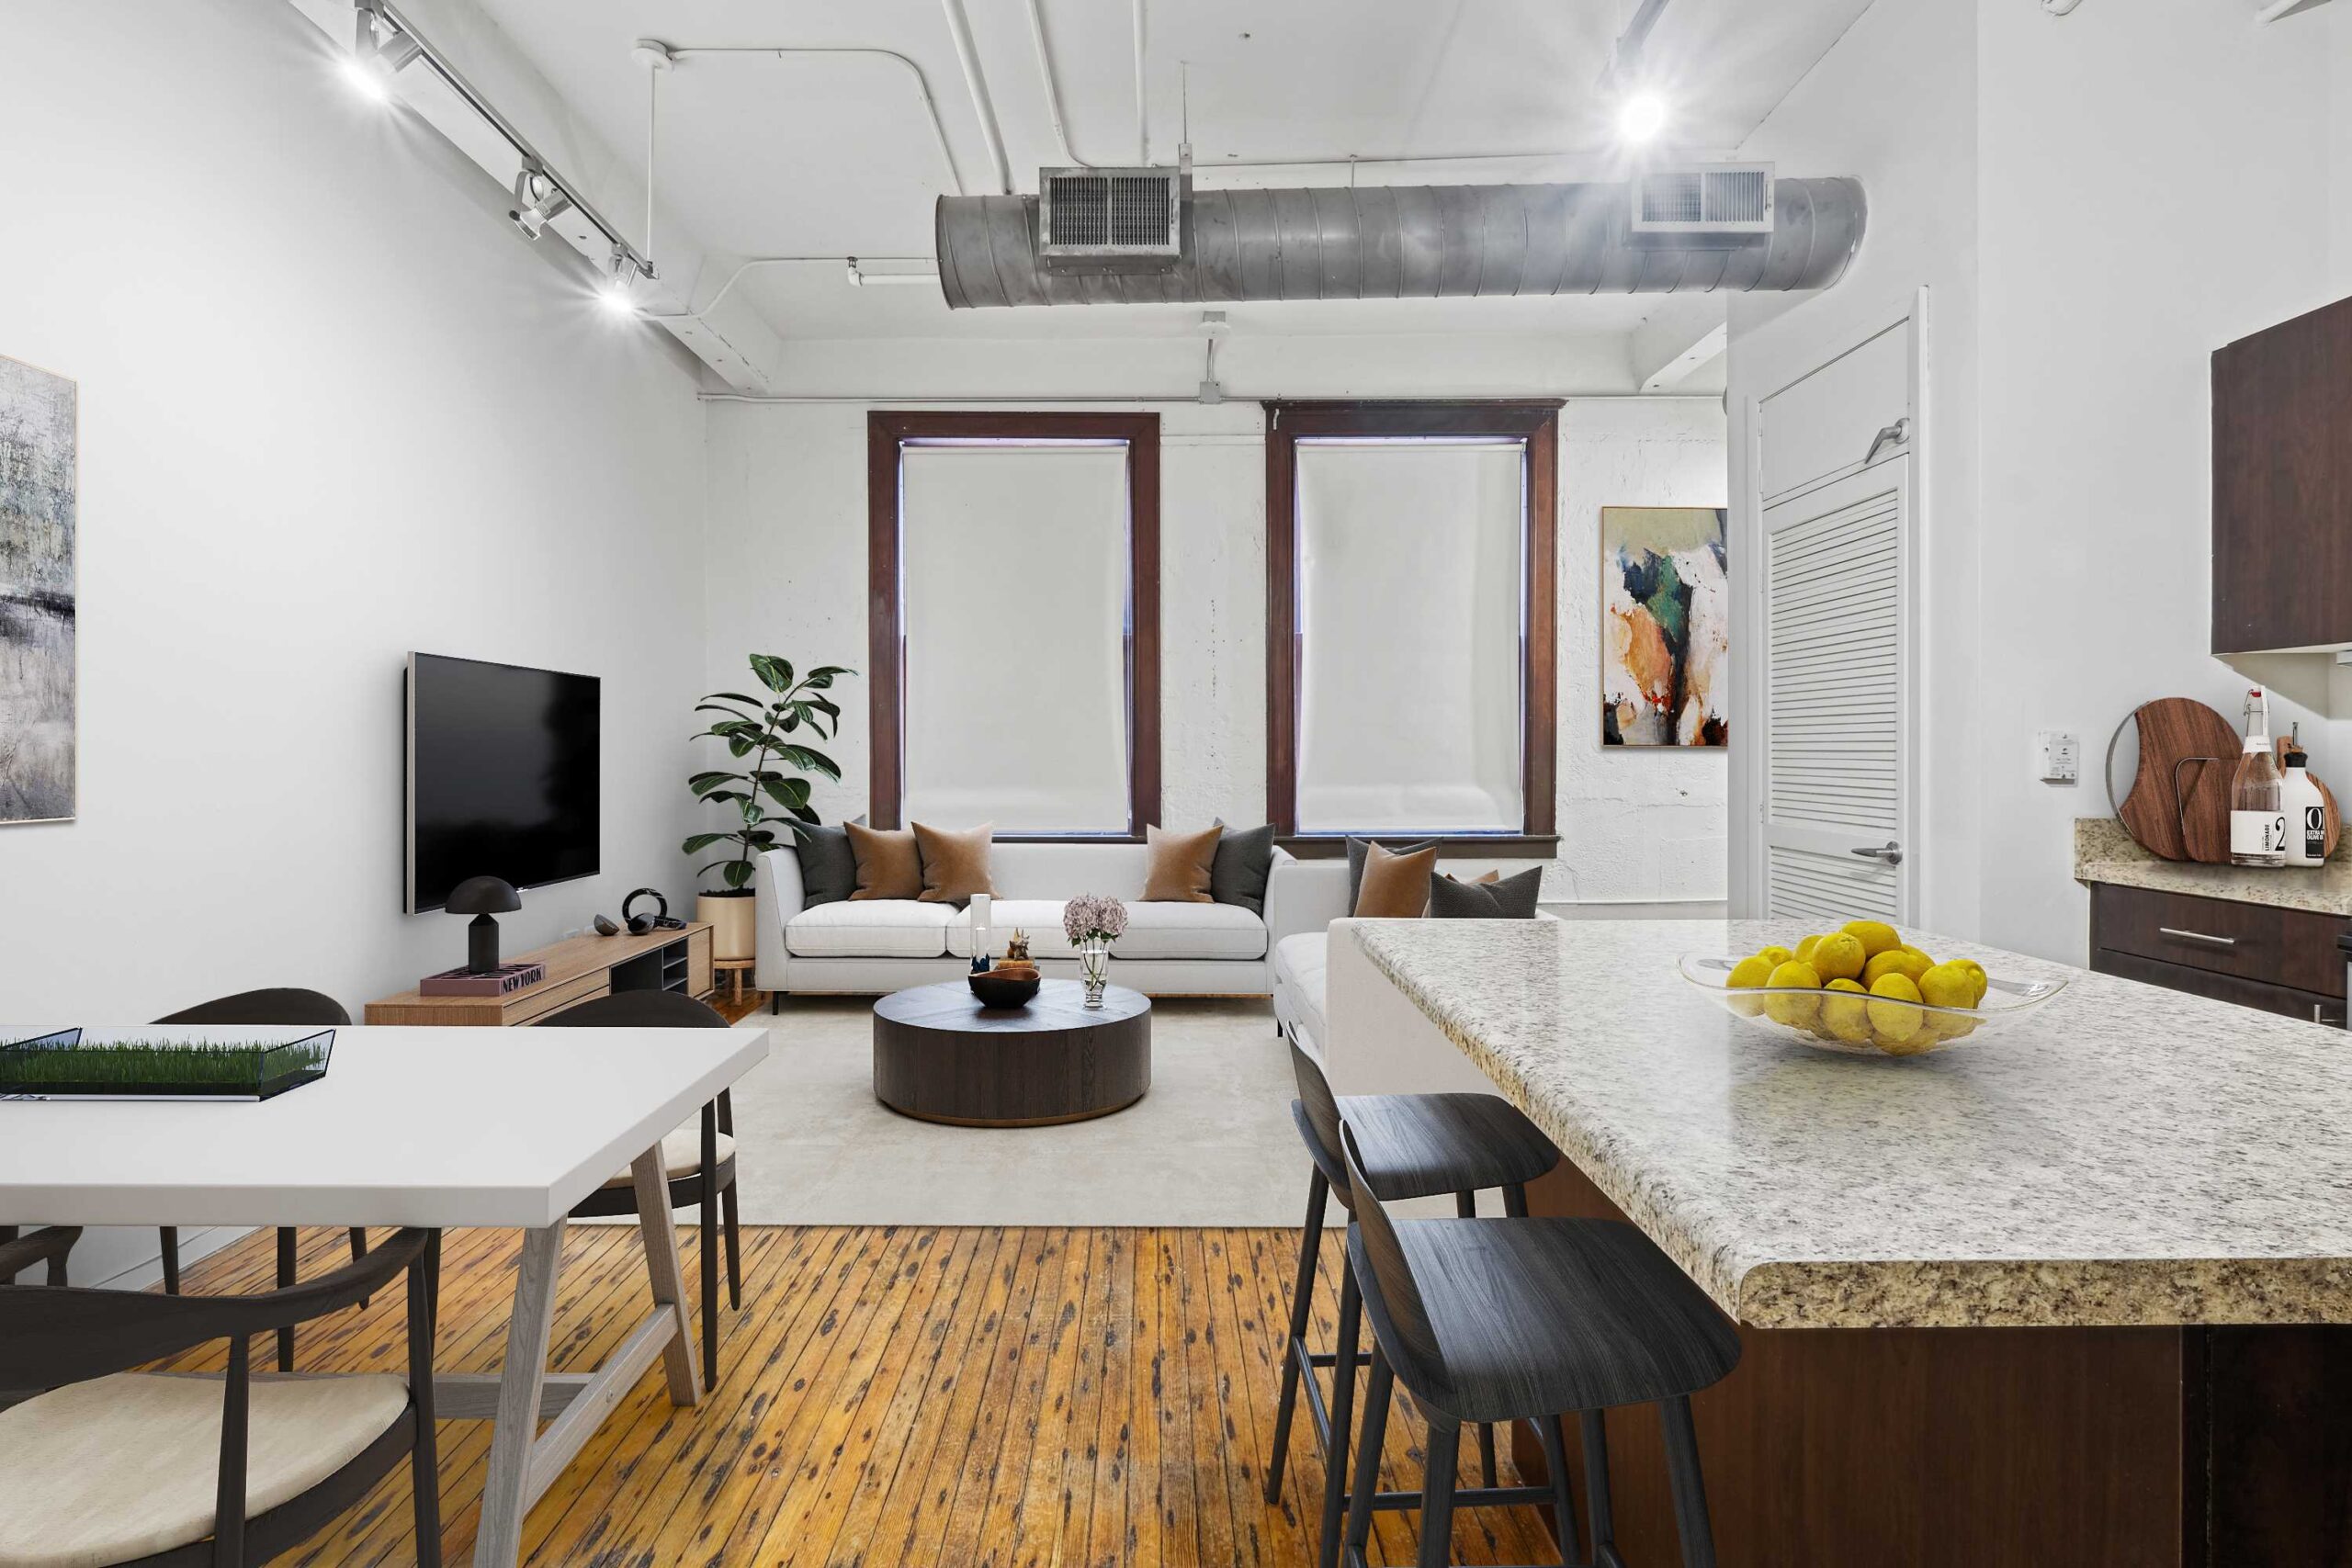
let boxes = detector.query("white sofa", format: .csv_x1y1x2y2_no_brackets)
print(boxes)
754,841,1353,999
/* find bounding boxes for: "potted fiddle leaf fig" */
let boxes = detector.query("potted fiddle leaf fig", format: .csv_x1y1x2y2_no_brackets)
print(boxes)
684,654,853,962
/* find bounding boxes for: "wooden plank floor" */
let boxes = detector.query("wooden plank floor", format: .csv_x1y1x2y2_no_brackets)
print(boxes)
153,1224,1560,1566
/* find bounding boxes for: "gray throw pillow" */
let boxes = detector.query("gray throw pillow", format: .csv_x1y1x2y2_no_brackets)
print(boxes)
796,818,860,908
1344,837,1440,916
1428,866,1544,919
1210,820,1277,915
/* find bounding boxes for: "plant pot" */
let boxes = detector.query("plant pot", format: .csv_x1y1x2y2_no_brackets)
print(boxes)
698,890,756,963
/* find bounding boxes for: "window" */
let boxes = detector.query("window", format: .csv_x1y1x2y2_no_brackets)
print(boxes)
1266,400,1559,852
867,412,1160,838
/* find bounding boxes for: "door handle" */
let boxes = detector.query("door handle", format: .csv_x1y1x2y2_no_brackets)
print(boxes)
2157,927,2237,948
1864,418,1910,467
1849,841,1904,865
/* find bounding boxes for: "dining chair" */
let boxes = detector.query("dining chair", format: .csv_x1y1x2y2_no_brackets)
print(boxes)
0,1225,443,1567
537,989,741,1385
150,988,367,1372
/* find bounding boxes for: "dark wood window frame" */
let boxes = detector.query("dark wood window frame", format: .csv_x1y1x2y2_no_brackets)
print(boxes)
866,411,1161,841
1264,400,1560,859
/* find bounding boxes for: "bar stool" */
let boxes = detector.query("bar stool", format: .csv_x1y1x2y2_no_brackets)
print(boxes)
1336,1120,1743,1568
1269,1038,1566,1568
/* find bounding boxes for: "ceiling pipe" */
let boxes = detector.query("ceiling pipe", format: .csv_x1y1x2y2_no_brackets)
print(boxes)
662,46,971,197
938,0,1016,194
643,255,937,323
1132,0,1149,164
937,177,1866,307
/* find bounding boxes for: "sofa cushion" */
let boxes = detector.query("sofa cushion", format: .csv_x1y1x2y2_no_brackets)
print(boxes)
1430,866,1544,919
1211,821,1277,915
948,898,1268,962
786,899,956,958
1274,932,1329,1049
846,822,922,900
1346,837,1440,912
797,821,859,908
1354,841,1439,918
1141,824,1221,903
913,820,995,904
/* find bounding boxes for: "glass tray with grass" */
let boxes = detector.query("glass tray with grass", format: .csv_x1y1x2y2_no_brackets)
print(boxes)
0,1026,337,1100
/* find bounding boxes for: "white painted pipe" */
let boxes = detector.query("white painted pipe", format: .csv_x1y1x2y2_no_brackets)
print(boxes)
1133,0,1148,164
937,0,1015,194
668,47,970,197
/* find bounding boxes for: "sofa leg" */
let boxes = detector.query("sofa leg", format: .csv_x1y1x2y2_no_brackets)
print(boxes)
770,990,786,1015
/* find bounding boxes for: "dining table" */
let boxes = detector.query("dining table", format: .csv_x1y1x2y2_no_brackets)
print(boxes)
0,1020,772,1568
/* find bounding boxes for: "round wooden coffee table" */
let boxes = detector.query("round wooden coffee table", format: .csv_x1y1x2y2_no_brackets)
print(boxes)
871,979,1151,1127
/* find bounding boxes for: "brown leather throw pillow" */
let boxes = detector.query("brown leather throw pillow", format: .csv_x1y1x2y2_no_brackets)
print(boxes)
1353,841,1440,918
1141,824,1223,903
913,821,996,905
845,821,923,901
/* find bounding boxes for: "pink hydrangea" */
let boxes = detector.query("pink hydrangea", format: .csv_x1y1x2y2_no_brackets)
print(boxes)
1063,893,1129,945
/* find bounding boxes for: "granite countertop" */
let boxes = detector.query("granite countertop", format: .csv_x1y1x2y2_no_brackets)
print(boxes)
1350,917,2352,1330
2075,816,2352,918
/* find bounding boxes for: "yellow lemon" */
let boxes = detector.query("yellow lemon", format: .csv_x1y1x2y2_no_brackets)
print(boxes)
1874,1029,1935,1056
1842,920,1904,959
1918,961,1978,1011
1953,958,1990,1004
1724,954,1774,1016
1863,948,1932,987
1761,961,1823,1027
1900,944,1935,966
1866,973,1926,1043
1793,933,1826,964
1754,945,1795,970
1810,932,1868,983
1820,977,1873,1043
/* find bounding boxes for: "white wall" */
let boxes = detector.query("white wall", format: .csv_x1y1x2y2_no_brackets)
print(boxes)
704,382,1728,903
1971,0,2343,963
0,0,707,1280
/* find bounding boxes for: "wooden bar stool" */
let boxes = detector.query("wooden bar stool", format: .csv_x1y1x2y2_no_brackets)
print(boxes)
1336,1120,1742,1568
1270,1038,1565,1568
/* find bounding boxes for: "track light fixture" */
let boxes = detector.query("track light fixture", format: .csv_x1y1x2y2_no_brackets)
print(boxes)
1618,91,1669,143
509,161,573,240
344,0,422,102
597,244,650,316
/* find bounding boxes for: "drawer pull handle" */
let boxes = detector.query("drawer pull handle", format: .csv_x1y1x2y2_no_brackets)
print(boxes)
2317,1006,2344,1027
2158,926,2237,948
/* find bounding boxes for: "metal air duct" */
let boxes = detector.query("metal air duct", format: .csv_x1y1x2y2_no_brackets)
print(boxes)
935,176,1865,308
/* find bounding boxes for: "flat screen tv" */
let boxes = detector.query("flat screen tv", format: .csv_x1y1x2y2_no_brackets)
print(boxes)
405,653,600,913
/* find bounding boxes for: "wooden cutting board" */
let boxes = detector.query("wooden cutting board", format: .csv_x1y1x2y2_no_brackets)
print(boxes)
2118,697,2240,863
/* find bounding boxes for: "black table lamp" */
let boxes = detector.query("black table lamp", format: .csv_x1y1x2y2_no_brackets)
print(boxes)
447,876,522,974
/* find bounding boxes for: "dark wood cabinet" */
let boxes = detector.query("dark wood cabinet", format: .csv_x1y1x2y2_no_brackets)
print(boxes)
2212,294,2352,655
2090,884,2346,1025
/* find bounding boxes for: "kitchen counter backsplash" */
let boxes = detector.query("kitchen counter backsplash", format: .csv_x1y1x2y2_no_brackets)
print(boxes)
2075,817,2352,916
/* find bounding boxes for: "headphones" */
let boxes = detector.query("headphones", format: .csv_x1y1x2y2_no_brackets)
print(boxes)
622,887,686,934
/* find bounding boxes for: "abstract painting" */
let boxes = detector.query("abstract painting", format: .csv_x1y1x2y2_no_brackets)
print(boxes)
1601,506,1727,748
0,355,76,822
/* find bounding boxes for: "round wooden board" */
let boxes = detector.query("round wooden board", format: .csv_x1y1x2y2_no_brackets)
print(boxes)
2117,697,2240,863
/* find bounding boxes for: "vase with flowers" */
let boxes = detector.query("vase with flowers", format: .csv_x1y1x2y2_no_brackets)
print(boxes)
1062,894,1128,1009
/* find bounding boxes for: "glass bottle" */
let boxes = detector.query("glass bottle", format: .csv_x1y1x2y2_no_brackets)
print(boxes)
2230,688,2285,869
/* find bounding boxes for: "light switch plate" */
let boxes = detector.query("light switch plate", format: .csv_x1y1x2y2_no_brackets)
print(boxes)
2037,729,2079,784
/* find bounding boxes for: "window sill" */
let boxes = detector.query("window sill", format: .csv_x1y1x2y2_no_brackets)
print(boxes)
1276,834,1561,861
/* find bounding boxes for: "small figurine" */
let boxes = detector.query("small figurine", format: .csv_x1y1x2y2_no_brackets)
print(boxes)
1004,930,1033,963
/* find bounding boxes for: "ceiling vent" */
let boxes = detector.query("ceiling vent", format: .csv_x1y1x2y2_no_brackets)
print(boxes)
1037,167,1183,271
1631,164,1776,238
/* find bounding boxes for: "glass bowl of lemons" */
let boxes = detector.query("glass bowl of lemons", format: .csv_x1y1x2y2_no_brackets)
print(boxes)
1679,920,2068,1056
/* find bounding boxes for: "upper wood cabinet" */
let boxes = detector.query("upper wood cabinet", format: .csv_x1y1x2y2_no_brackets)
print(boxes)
2212,294,2352,655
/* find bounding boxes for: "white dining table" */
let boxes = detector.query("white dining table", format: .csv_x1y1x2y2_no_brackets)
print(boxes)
0,1021,773,1568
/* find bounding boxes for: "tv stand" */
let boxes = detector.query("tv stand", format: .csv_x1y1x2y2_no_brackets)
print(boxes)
365,923,715,1026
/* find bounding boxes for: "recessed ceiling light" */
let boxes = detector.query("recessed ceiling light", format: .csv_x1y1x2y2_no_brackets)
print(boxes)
1619,92,1668,144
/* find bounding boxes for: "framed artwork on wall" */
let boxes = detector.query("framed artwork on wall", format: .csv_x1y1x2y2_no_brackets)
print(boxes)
1601,505,1727,749
0,354,76,823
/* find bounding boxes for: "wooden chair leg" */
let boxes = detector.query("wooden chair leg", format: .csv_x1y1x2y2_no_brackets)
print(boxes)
408,1234,443,1568
275,1227,298,1371
1341,1346,1394,1568
720,1178,742,1309
1582,1409,1617,1560
1265,1166,1328,1504
1660,1394,1718,1568
1314,1257,1363,1568
1419,1414,1462,1568
700,1105,719,1388
1539,1414,1583,1566
159,1226,180,1294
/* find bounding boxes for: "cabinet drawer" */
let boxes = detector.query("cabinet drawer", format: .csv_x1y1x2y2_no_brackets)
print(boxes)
2091,884,2346,997
2092,947,2346,1025
510,973,609,1025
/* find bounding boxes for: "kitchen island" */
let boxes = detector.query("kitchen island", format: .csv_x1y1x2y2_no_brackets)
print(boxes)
1336,916,2352,1567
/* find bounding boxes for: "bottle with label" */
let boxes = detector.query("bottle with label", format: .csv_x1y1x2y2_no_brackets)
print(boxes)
2230,688,2286,869
2279,740,2327,867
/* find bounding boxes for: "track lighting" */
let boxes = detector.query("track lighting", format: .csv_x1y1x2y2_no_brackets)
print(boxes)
597,245,648,316
1618,91,1669,143
509,163,573,240
344,2,422,102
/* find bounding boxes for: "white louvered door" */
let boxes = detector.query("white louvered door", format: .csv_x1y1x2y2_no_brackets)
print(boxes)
1761,457,1912,923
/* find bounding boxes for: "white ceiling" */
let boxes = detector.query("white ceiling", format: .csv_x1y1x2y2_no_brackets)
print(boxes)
465,0,1875,347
